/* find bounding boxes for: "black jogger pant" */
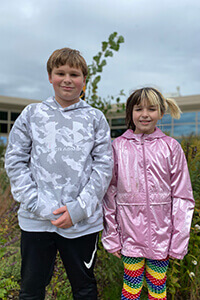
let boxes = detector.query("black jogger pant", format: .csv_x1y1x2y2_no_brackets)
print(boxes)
19,230,99,300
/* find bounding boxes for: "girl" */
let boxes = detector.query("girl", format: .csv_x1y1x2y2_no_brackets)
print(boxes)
102,87,195,300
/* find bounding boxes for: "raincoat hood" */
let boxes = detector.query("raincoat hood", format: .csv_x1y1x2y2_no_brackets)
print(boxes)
121,127,166,141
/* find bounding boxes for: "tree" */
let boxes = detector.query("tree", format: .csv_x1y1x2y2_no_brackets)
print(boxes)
83,32,125,115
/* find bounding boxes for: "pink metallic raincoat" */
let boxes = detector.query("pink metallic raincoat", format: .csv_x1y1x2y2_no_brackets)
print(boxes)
102,128,195,260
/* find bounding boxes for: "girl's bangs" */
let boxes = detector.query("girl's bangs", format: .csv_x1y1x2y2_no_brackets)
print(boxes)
140,89,160,107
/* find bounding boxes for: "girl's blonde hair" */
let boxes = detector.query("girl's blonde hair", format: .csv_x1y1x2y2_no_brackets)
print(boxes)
126,87,181,131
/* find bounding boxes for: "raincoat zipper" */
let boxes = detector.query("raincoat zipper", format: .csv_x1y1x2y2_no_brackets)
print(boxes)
141,136,152,256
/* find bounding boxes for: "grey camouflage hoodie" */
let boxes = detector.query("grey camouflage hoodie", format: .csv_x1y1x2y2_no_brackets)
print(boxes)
5,97,113,238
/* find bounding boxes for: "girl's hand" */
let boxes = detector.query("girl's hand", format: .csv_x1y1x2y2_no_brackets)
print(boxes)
51,206,73,229
112,251,121,259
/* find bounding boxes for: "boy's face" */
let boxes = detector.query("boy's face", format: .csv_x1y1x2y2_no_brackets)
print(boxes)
48,64,86,108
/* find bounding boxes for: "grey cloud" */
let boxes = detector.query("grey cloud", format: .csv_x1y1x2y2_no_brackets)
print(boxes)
0,0,200,101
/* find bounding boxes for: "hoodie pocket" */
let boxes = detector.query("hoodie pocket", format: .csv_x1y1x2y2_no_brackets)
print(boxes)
34,188,60,220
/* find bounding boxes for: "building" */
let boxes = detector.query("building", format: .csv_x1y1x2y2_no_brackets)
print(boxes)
0,95,40,144
106,94,200,139
1,94,200,144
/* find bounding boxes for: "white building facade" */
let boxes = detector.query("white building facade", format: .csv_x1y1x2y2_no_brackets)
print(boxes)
1,94,200,144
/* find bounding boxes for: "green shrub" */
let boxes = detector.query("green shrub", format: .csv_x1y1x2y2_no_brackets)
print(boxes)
0,136,200,299
0,206,20,299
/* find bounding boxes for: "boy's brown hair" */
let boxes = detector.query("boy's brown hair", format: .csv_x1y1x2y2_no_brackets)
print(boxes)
47,47,88,77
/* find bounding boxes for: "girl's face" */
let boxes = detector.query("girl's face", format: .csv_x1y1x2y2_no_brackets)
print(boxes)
132,99,163,134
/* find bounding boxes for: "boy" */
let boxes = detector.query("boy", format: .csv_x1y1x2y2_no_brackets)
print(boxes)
5,48,113,299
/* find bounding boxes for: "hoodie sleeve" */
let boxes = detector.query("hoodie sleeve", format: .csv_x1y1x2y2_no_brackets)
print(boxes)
101,142,122,253
5,106,38,212
66,113,113,225
169,142,195,259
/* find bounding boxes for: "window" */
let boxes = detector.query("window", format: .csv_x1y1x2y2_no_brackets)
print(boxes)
11,112,20,121
158,111,198,137
0,123,8,133
111,118,126,126
198,112,200,122
0,109,21,134
174,112,196,124
157,125,172,136
0,111,8,120
108,110,200,139
111,128,126,138
158,114,172,125
173,124,196,137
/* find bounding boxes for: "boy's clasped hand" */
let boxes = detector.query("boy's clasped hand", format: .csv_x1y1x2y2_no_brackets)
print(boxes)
51,206,73,228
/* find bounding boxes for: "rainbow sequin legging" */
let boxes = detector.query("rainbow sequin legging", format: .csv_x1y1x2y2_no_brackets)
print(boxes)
121,256,169,300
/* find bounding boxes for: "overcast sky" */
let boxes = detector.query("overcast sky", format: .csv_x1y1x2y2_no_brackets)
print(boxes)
1,0,200,103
